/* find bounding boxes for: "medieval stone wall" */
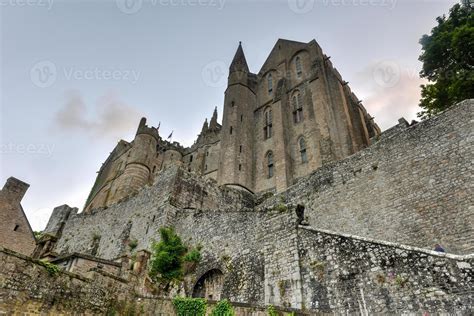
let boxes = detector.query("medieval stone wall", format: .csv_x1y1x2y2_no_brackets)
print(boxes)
259,99,474,255
297,226,474,314
0,247,132,314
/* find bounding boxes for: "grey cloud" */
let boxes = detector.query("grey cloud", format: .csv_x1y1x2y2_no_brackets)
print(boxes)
54,90,143,140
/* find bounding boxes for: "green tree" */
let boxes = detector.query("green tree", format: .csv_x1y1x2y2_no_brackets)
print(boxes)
149,227,187,281
418,2,473,118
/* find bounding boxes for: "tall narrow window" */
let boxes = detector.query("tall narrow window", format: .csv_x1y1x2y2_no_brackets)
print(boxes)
267,73,273,94
13,224,19,231
190,155,193,162
295,56,302,78
239,164,242,171
264,109,273,139
239,145,242,153
299,138,308,163
230,126,233,135
267,152,274,178
152,166,156,173
292,93,303,123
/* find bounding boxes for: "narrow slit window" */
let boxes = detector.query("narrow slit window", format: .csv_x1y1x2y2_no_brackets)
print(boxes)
292,93,304,124
296,56,302,78
268,73,273,94
299,138,308,163
267,152,274,178
263,109,273,139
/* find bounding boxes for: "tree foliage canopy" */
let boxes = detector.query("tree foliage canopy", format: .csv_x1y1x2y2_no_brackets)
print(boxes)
149,227,188,281
418,2,473,118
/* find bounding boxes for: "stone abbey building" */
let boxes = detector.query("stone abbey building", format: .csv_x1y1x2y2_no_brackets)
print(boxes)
84,39,380,213
1,39,473,315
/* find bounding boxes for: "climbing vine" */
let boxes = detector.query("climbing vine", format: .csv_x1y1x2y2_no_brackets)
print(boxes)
172,297,206,316
211,299,235,316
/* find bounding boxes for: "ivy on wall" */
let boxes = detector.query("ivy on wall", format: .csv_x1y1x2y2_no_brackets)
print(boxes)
172,297,206,316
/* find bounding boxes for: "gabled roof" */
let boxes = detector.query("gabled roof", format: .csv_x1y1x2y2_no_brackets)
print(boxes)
258,38,308,75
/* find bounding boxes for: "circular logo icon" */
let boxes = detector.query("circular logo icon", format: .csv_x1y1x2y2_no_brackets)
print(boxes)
288,0,315,14
116,0,143,14
372,60,401,88
201,60,227,88
30,60,57,88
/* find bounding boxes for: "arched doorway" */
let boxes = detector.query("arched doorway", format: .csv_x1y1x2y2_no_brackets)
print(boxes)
192,269,224,300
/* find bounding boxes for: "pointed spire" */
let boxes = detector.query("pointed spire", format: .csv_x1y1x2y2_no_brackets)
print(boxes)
201,118,209,134
230,41,249,73
209,107,219,131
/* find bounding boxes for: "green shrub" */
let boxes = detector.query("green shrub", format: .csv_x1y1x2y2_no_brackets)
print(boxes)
149,227,203,282
267,305,278,316
129,239,138,251
149,227,187,281
211,299,235,316
183,248,201,263
38,260,60,276
172,297,206,316
33,231,43,240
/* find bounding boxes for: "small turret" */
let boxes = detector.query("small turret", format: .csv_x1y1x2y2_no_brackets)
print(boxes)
229,41,249,74
228,42,250,86
201,119,209,135
136,117,159,141
209,107,219,131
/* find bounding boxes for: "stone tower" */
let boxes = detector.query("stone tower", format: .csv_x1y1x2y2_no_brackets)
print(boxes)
112,118,159,203
217,42,258,192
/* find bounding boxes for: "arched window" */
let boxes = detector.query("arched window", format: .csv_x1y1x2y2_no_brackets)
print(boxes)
299,138,308,163
264,109,272,139
292,92,304,123
295,56,302,78
266,151,274,178
267,73,273,94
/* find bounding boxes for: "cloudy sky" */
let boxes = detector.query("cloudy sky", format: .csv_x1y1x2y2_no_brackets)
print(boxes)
0,0,459,230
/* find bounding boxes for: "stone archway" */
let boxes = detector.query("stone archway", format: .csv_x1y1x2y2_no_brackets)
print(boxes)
192,269,224,300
